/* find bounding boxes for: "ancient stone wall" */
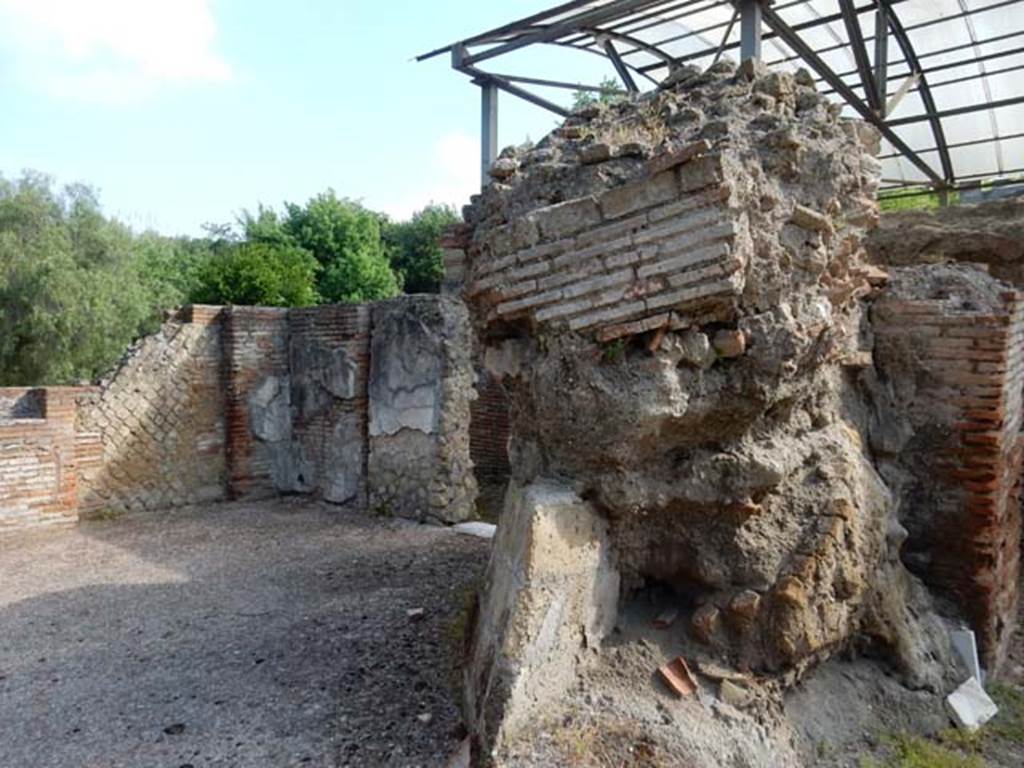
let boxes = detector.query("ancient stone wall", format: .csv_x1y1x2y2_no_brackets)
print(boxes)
288,305,371,505
0,297,478,532
222,306,290,500
367,296,476,523
867,199,1024,285
456,60,958,762
872,265,1024,672
76,307,227,514
0,388,82,531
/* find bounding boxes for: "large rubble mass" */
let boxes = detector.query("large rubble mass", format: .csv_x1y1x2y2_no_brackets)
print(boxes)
453,59,960,765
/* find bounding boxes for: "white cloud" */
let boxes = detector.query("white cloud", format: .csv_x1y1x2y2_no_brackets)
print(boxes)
0,0,232,101
378,131,479,220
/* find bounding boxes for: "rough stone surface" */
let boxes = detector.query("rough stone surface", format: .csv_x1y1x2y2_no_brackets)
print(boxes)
367,296,478,523
866,199,1024,285
456,60,956,761
467,481,618,756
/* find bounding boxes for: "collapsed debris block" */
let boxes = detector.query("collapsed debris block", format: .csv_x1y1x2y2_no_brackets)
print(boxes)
455,59,961,762
945,677,998,731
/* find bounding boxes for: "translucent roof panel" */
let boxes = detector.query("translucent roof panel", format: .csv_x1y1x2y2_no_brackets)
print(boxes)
419,0,1024,194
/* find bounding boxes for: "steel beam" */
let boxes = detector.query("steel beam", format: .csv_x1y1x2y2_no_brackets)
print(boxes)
758,4,944,187
602,38,639,92
492,73,628,93
713,8,740,66
646,0,909,73
839,0,880,112
881,2,954,185
462,0,665,66
874,4,890,116
739,0,762,62
884,95,1024,126
417,0,597,62
481,81,498,188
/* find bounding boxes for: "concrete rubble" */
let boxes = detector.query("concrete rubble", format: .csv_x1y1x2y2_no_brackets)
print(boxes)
442,58,1017,765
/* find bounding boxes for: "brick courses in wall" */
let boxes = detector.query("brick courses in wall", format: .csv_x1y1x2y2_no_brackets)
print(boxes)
1,297,481,533
470,371,510,488
222,306,290,500
288,304,371,504
0,388,87,531
873,267,1024,673
463,152,743,341
75,308,228,515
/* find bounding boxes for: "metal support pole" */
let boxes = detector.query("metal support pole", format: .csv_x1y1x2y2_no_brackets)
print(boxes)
480,81,498,188
739,0,763,62
874,5,890,117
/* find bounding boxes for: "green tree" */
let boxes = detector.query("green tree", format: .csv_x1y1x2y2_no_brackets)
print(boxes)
383,203,460,294
572,76,626,111
244,191,401,303
0,172,189,385
189,241,319,307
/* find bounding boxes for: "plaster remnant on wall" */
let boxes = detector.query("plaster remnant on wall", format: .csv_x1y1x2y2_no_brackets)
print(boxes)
248,375,292,443
323,417,363,505
367,296,478,523
368,311,443,437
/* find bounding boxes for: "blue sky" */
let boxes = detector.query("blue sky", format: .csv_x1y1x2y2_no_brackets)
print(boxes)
0,0,615,235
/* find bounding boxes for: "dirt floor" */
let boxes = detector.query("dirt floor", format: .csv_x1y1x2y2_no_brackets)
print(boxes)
2,499,1021,768
0,499,488,768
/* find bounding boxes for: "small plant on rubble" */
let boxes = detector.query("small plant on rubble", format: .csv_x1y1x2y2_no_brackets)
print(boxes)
602,338,626,363
572,77,627,111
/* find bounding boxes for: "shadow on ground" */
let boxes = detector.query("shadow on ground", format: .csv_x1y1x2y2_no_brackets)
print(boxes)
0,499,488,768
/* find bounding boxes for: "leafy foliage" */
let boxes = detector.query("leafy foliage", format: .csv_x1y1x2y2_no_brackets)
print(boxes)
572,77,627,111
878,187,959,212
189,241,318,307
0,172,183,385
245,191,401,303
0,170,458,386
383,203,459,294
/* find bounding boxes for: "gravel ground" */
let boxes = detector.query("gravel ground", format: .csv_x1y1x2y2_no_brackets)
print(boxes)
0,499,488,768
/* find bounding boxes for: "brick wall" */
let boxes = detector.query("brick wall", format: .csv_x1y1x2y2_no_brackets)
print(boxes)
288,304,371,504
470,372,510,487
459,147,742,342
873,267,1024,672
75,308,227,514
0,388,85,531
1,298,482,532
222,306,290,500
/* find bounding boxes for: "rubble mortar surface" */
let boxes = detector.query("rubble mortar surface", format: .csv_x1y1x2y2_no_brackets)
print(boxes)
455,59,961,765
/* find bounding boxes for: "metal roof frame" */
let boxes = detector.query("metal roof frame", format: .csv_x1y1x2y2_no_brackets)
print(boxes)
418,0,1024,194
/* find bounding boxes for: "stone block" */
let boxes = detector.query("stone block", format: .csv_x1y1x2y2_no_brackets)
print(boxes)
466,481,619,751
599,171,678,221
677,154,723,192
535,197,602,241
946,677,998,732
